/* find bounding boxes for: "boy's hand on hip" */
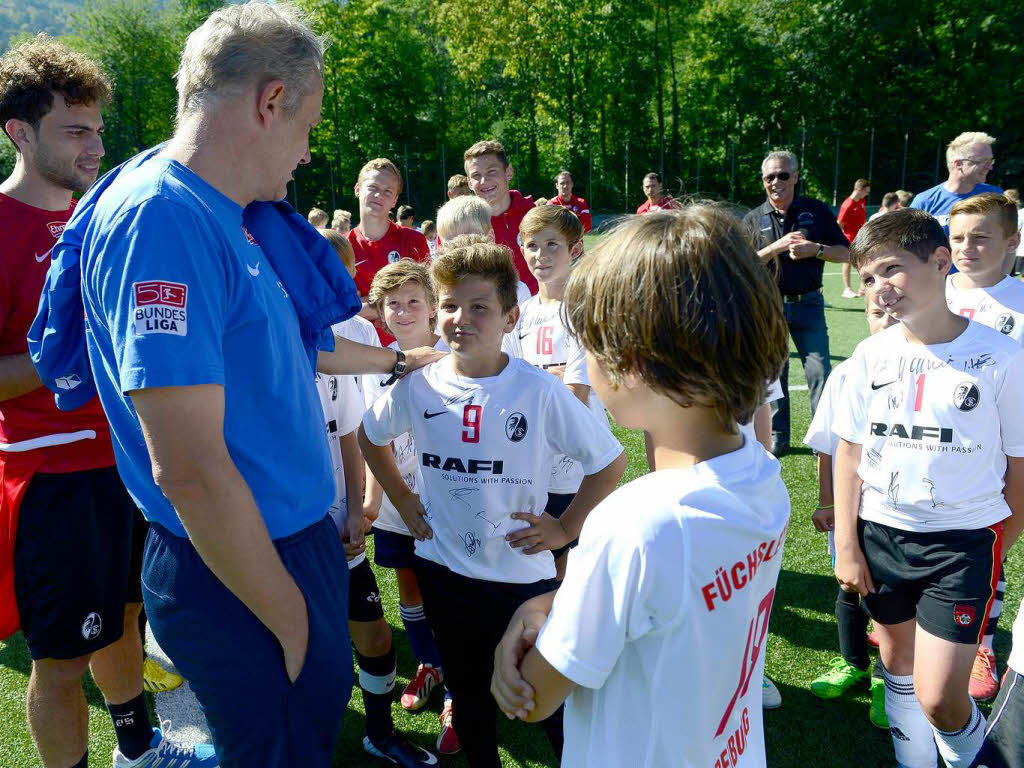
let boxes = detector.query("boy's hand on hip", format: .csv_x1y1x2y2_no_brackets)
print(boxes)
506,511,569,555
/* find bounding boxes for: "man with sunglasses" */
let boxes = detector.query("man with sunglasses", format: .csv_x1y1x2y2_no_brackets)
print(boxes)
744,150,850,457
910,132,1001,233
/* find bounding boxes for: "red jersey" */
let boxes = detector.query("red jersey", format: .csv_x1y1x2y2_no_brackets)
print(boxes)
349,221,430,296
548,194,592,232
636,196,680,215
0,193,114,473
492,190,537,295
837,196,867,243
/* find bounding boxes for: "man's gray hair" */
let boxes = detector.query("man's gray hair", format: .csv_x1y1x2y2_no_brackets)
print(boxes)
761,150,799,175
175,1,326,122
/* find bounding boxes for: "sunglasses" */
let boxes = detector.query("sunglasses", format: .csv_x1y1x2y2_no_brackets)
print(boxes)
763,172,792,183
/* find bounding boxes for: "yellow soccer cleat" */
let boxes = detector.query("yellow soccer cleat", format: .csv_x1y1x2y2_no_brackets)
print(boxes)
143,657,184,694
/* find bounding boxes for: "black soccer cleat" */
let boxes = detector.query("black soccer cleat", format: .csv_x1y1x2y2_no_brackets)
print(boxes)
363,732,439,766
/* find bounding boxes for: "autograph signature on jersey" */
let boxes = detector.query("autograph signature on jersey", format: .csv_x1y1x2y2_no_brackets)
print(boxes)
459,531,482,557
450,487,502,532
887,471,900,506
922,478,945,509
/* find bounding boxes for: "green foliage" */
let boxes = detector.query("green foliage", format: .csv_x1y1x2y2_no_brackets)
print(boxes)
2,0,1022,214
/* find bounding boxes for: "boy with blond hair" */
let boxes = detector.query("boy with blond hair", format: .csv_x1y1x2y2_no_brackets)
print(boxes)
435,195,531,304
359,239,625,766
332,208,351,234
308,207,329,228
946,193,1024,701
490,206,791,767
463,140,537,293
835,208,1024,768
447,174,470,199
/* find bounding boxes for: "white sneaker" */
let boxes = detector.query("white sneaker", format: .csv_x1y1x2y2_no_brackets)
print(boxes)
762,675,782,709
113,723,219,767
841,288,858,298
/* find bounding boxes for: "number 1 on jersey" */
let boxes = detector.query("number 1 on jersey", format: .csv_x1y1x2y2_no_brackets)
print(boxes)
914,374,926,412
462,404,482,443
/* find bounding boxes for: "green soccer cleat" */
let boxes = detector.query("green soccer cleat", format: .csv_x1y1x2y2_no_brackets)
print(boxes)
869,675,889,729
810,657,870,699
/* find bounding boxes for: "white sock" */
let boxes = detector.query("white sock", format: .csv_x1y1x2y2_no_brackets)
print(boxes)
932,699,986,768
883,669,938,767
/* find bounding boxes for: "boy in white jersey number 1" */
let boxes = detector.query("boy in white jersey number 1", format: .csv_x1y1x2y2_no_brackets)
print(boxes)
946,193,1024,701
835,208,1024,768
359,239,626,767
491,206,792,768
505,205,613,578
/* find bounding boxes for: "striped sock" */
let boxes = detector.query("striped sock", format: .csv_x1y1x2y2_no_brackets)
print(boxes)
882,668,937,767
399,602,442,668
932,698,986,768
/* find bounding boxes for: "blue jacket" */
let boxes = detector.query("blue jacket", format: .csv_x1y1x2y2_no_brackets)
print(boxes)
28,146,360,410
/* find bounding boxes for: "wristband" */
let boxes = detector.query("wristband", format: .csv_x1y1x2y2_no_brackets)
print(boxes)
816,244,825,260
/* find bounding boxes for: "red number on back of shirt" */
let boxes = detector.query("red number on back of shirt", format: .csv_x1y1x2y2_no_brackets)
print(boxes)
462,404,482,443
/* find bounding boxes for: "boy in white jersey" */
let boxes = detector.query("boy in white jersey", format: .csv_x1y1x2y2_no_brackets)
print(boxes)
505,205,612,577
434,195,531,305
947,193,1024,701
359,239,626,767
491,205,792,768
835,208,1024,768
806,301,896,727
362,261,461,755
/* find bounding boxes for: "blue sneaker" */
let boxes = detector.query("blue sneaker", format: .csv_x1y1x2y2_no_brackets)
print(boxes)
113,724,218,767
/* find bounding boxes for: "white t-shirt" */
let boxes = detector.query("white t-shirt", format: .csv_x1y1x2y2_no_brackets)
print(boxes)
1009,595,1024,673
516,281,532,306
503,295,611,493
315,371,365,568
738,378,783,447
946,275,1024,345
333,314,381,396
803,361,853,458
834,322,1024,532
362,337,449,536
362,355,623,583
536,439,790,768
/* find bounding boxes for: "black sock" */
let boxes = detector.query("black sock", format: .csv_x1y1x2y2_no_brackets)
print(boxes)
107,693,153,760
835,587,869,670
356,645,396,743
70,752,88,768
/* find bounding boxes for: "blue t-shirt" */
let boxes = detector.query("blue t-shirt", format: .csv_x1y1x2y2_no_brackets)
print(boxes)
910,182,1003,232
80,158,334,539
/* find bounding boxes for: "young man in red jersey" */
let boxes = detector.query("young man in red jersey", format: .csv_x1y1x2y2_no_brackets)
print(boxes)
0,35,215,768
348,158,430,338
547,170,591,232
463,140,537,294
837,178,871,297
636,171,680,214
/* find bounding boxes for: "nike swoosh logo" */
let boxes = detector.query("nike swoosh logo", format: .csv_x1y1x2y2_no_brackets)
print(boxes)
518,333,530,340
871,380,896,390
423,410,447,419
247,263,260,276
34,247,54,263
355,260,367,267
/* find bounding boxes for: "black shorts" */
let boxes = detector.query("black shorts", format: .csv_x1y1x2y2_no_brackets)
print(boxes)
545,492,578,561
858,519,1002,645
372,526,417,569
14,467,141,660
348,558,384,623
970,668,1024,768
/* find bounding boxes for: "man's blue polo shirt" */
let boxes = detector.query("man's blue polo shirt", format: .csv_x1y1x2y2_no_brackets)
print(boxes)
80,158,334,540
910,182,1003,232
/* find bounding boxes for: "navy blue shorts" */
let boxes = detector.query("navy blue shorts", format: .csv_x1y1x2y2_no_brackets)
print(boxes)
14,467,142,660
142,516,353,768
372,526,417,569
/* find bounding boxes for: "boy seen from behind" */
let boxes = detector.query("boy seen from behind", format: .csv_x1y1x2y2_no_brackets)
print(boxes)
490,206,792,767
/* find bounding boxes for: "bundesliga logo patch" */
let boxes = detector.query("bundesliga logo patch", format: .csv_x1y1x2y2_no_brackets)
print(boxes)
953,604,976,627
133,280,188,336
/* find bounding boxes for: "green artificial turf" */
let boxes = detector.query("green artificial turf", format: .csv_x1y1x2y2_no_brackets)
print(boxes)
1,264,1020,767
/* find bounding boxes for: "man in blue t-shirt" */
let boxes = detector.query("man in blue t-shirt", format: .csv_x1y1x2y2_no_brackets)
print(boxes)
71,6,441,767
911,131,1001,232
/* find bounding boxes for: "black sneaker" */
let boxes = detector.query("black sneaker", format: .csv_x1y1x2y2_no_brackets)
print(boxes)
363,733,438,766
